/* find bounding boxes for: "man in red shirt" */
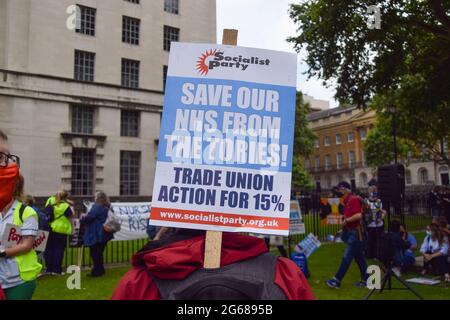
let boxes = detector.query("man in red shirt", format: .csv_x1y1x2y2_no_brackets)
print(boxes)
327,181,368,289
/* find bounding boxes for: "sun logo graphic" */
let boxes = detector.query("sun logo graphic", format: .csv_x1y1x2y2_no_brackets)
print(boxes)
196,49,218,75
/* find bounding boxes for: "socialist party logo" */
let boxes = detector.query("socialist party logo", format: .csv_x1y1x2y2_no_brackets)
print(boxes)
196,49,271,75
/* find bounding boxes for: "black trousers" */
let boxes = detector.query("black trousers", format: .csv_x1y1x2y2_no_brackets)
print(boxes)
89,242,107,276
264,237,287,258
365,226,384,259
424,255,449,276
44,231,68,274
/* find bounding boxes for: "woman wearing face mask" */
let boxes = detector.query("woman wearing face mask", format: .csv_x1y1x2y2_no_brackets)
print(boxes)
0,130,42,300
420,223,449,282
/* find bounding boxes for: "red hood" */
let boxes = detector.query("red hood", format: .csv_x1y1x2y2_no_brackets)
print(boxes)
131,233,268,280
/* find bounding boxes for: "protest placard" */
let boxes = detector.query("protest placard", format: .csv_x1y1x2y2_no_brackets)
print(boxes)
295,233,321,258
149,41,297,236
1,224,48,252
320,198,344,225
289,200,305,235
83,202,150,241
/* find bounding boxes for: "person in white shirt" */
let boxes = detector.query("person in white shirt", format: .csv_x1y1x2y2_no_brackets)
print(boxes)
365,182,386,259
420,223,449,282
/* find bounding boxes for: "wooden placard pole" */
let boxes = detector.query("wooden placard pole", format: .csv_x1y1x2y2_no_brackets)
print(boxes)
203,29,238,269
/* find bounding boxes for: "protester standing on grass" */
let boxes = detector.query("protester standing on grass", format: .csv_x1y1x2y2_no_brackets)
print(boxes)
44,190,74,275
364,180,386,259
80,192,113,277
327,181,368,289
0,130,42,300
429,186,442,218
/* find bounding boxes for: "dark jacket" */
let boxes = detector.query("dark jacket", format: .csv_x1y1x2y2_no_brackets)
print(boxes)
81,203,112,246
111,231,315,300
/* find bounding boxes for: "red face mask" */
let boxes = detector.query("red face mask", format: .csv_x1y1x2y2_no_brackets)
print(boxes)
0,163,19,212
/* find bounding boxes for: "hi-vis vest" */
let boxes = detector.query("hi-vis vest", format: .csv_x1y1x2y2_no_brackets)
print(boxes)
13,202,42,282
47,197,72,235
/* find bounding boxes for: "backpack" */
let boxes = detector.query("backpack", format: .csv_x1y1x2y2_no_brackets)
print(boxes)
358,197,374,228
290,251,310,278
103,207,121,234
152,253,287,300
18,204,49,231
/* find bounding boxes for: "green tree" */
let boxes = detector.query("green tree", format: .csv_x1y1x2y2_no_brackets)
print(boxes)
363,117,414,167
288,0,450,166
292,92,317,190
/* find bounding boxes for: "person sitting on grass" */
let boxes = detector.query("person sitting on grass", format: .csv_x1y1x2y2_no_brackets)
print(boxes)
399,223,418,273
420,223,449,282
433,216,450,238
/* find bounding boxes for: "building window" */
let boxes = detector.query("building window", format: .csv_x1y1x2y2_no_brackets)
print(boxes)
325,155,331,170
314,139,320,148
164,25,179,51
121,58,140,88
120,151,141,195
362,150,367,167
360,172,368,186
405,170,412,185
304,159,310,170
336,153,343,169
315,156,320,170
359,128,367,140
124,0,140,3
72,105,94,134
418,168,428,185
347,132,354,142
76,5,96,36
326,176,332,188
74,50,95,82
71,148,95,196
442,138,449,154
349,151,356,168
121,110,140,137
163,65,168,91
122,16,140,45
164,0,179,14
335,134,342,145
324,136,331,146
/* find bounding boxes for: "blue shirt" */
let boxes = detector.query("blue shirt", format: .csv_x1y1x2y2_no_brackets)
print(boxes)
80,204,109,246
404,233,417,258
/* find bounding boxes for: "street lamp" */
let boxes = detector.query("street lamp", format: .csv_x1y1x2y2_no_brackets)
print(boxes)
389,105,398,164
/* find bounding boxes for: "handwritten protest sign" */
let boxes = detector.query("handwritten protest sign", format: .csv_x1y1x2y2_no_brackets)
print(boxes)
150,42,297,236
1,224,48,252
84,202,150,240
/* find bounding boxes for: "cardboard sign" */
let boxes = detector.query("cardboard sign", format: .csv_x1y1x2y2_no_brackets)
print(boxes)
295,233,321,258
289,200,305,235
84,202,150,241
150,42,297,236
320,198,344,225
1,224,48,252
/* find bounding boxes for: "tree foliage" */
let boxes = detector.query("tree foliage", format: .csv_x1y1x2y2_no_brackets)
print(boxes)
289,0,450,166
292,92,317,190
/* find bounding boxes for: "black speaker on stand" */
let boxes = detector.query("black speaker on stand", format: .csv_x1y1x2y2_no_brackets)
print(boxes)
365,164,422,300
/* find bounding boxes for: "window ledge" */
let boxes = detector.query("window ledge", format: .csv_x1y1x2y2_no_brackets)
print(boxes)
61,132,107,141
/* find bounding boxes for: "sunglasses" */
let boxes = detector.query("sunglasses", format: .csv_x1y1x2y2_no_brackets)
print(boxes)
0,152,20,169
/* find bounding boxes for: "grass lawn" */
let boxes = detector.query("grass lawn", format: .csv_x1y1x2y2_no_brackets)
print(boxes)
33,231,449,300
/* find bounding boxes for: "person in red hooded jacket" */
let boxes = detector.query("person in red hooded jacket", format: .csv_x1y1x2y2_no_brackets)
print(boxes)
112,229,314,300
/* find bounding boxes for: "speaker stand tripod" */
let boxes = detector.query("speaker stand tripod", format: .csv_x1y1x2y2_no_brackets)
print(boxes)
363,262,424,300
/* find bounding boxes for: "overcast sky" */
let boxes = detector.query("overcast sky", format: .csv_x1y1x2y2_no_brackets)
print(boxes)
216,0,338,108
